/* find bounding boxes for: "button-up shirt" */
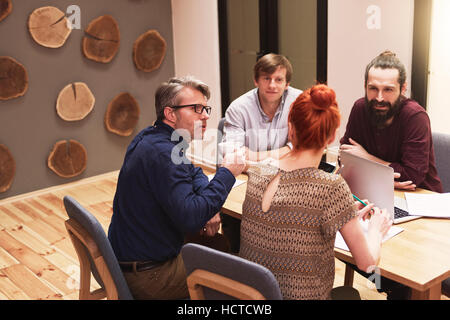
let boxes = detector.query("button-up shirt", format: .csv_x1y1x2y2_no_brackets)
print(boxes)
108,120,236,262
223,87,302,152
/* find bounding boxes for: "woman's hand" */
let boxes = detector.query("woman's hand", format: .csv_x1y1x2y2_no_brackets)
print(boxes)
355,199,374,221
368,207,392,238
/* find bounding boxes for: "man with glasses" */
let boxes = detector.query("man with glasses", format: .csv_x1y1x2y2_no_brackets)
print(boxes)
221,53,302,253
108,76,245,299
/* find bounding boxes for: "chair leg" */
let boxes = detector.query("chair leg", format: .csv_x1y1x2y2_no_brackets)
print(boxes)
67,230,105,299
344,265,355,286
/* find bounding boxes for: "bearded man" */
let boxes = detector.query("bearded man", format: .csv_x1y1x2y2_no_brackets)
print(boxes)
340,50,442,193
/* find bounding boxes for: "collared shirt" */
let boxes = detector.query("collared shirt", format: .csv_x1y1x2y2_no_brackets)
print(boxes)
108,120,236,262
223,86,302,152
340,98,443,193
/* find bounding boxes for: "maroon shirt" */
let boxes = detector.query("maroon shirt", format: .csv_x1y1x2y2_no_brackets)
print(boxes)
340,98,443,193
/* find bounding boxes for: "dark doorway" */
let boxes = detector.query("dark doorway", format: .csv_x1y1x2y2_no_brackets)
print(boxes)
218,0,328,115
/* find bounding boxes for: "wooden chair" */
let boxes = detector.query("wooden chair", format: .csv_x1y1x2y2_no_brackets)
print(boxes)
63,196,133,300
181,243,283,300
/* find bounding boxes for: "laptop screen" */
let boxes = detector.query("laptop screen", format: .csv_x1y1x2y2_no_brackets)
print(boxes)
338,150,395,220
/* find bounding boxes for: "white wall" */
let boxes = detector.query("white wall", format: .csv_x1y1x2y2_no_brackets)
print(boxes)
427,0,450,134
328,0,415,146
171,0,222,167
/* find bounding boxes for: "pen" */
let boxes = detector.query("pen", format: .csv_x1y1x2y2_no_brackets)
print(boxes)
352,194,367,207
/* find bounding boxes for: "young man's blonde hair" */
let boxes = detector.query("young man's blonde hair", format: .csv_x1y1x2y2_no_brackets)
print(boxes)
253,53,293,83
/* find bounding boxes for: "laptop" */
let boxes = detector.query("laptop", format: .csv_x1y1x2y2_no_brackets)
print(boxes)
338,150,421,224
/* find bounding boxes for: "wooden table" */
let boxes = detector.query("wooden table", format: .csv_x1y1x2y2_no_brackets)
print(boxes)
219,173,450,300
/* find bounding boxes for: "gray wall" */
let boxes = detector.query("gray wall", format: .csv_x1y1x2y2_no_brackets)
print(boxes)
0,0,174,199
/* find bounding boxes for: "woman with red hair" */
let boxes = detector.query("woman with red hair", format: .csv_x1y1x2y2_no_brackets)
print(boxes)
239,84,392,300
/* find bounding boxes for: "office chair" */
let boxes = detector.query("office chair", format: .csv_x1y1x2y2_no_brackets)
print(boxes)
63,196,134,300
181,243,282,300
432,131,450,192
430,132,450,297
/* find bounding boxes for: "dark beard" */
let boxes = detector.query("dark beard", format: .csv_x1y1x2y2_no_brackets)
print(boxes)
365,95,404,129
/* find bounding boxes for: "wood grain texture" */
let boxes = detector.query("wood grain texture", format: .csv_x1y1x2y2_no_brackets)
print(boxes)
56,82,95,121
0,169,447,300
47,140,87,178
0,56,28,101
133,30,166,72
82,15,120,63
104,92,140,136
28,6,72,48
0,144,15,193
0,0,12,23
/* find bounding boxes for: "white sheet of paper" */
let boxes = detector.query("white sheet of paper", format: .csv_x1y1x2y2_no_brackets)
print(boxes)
404,192,450,218
207,174,246,189
335,220,404,251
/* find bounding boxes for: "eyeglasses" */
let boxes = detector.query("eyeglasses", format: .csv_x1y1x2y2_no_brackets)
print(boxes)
171,104,212,115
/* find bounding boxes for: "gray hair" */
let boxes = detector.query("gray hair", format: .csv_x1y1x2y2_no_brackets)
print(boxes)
155,76,210,120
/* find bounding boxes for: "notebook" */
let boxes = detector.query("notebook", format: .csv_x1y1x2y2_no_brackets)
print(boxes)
335,219,404,251
338,150,421,224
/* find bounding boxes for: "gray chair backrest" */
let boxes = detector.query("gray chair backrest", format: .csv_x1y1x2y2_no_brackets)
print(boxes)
216,117,226,169
181,243,282,300
432,132,450,192
63,196,133,300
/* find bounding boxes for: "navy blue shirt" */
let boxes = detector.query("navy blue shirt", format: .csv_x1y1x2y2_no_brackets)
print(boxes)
108,120,236,262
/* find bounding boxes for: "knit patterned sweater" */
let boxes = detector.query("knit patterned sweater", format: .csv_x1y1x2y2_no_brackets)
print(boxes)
239,163,357,300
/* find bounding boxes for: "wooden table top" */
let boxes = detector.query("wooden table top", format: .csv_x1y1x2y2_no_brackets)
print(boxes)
216,170,450,293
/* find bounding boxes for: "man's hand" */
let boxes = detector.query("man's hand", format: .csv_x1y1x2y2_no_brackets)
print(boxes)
200,213,221,237
222,149,246,177
340,138,371,160
394,172,416,191
340,138,390,166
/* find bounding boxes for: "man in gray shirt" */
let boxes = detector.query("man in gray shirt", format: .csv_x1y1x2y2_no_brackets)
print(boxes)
221,53,302,252
222,53,302,164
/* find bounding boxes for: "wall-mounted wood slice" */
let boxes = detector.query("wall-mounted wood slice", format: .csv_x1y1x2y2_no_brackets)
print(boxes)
0,56,28,101
28,6,72,48
56,82,95,121
105,92,140,136
0,0,12,23
0,144,15,192
133,30,166,72
48,140,87,178
82,15,120,63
